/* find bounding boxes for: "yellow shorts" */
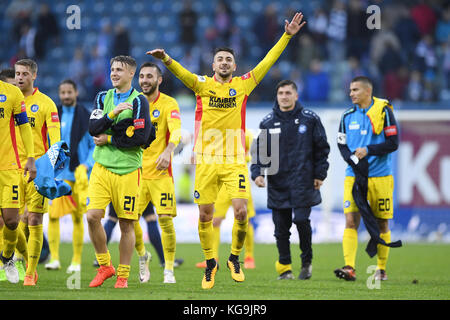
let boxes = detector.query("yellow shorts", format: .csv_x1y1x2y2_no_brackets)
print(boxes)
0,170,20,210
214,182,255,219
49,181,85,218
343,175,394,219
194,162,250,205
138,177,176,217
87,163,141,220
18,170,48,214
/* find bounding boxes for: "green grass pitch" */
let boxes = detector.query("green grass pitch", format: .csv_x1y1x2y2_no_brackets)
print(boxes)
1,242,449,300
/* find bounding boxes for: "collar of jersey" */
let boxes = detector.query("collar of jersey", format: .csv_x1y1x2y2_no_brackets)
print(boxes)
213,75,233,83
113,87,134,105
355,98,374,113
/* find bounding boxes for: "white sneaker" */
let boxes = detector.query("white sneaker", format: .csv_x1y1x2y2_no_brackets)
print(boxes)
139,251,151,283
163,269,176,283
45,260,61,270
67,264,81,273
3,259,19,284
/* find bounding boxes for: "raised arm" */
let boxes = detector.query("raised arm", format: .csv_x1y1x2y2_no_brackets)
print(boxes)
251,12,306,85
146,49,199,91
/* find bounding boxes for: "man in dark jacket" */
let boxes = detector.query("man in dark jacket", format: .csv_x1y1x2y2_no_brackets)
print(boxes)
251,80,330,280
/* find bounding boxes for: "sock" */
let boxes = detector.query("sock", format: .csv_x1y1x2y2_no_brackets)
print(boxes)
377,231,391,271
48,218,60,261
117,264,130,279
212,225,220,260
134,221,146,257
231,218,248,256
15,225,28,263
244,222,254,259
95,251,111,266
147,220,164,264
26,224,43,276
206,258,216,269
103,219,117,244
19,220,29,240
275,260,292,275
343,228,358,269
71,215,84,265
2,225,18,259
198,220,214,260
158,216,176,271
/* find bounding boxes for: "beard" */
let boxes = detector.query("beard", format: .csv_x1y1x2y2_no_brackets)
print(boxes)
142,83,157,95
62,98,75,106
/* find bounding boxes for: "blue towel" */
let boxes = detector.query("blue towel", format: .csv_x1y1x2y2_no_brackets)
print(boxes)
33,141,72,200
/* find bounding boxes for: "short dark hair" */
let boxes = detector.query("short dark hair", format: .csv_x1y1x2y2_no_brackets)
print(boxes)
110,55,137,71
276,79,298,93
15,59,38,74
0,68,15,81
214,47,235,58
59,79,77,91
139,62,162,77
351,76,373,88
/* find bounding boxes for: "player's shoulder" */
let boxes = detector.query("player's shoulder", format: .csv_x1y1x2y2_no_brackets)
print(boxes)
341,105,357,118
35,89,57,107
0,80,22,97
94,90,108,107
260,111,275,128
301,107,321,121
158,92,178,107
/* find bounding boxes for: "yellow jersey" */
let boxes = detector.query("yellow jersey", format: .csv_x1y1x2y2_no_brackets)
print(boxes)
0,80,34,170
16,88,61,164
165,32,292,159
142,92,181,179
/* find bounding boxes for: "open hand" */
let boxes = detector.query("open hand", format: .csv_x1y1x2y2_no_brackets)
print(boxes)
146,49,167,60
284,12,306,36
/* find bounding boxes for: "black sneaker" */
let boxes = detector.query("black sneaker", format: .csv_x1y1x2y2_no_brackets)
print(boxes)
374,269,388,281
299,264,312,280
174,258,184,268
334,265,356,281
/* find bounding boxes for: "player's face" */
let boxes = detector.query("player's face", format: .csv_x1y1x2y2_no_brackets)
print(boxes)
110,61,135,89
59,83,78,106
277,84,298,110
15,65,36,92
139,66,162,95
212,51,236,78
349,81,371,105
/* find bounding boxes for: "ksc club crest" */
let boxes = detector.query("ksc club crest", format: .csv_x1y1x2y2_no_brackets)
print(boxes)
229,88,236,96
152,109,160,118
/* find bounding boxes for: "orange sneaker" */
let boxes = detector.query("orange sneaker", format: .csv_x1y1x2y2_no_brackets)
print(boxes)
195,260,207,268
114,276,128,288
244,257,256,269
89,264,116,287
23,271,38,286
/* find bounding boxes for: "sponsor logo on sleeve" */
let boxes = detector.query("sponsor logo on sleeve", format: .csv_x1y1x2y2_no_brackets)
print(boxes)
171,110,180,119
90,109,103,119
134,118,145,129
51,112,59,122
337,132,347,144
241,72,251,80
384,125,398,136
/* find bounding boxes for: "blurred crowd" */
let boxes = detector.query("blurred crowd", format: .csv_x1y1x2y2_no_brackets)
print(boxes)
1,0,450,106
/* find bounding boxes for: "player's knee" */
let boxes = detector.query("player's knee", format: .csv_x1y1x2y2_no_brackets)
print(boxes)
28,212,43,226
86,210,102,225
234,206,247,221
212,217,223,227
3,215,19,230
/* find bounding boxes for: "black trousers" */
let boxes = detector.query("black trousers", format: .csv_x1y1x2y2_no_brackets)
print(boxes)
272,207,312,266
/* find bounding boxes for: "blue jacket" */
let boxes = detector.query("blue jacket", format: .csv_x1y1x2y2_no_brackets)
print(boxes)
33,141,72,200
251,101,330,209
337,99,399,177
57,104,95,181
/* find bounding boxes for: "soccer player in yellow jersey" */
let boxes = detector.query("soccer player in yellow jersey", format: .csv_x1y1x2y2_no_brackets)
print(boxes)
195,130,257,269
0,77,36,284
14,59,61,286
148,12,306,289
137,62,181,283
